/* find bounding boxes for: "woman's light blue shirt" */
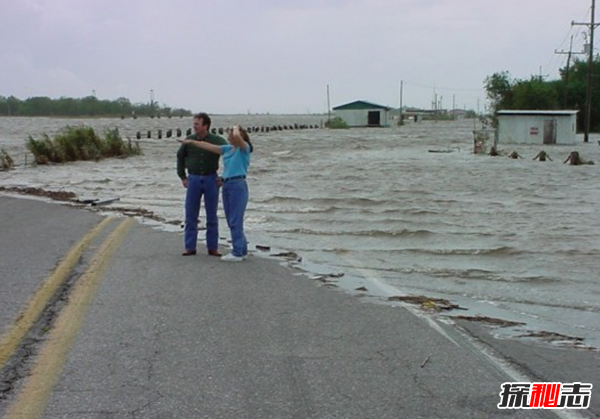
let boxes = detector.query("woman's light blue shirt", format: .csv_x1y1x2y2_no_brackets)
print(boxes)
221,144,251,179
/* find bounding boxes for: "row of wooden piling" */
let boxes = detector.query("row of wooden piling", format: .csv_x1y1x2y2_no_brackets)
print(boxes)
134,123,320,139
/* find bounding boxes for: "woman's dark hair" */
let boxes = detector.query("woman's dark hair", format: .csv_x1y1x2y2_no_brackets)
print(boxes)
237,126,253,152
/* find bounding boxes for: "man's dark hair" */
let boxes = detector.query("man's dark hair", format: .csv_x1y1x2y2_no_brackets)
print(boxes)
194,112,211,130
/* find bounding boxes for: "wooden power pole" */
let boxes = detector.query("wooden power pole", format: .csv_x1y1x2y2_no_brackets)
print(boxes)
327,85,331,124
399,80,404,125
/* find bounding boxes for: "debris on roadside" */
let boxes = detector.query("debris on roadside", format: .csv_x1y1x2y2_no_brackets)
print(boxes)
453,315,525,328
388,295,466,312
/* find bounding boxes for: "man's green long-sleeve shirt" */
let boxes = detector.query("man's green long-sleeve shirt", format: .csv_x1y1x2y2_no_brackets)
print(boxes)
176,133,227,179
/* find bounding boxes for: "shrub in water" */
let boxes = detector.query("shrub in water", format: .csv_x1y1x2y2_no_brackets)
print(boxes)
27,134,57,164
325,116,349,129
26,126,142,164
55,126,103,161
102,128,141,157
0,149,14,171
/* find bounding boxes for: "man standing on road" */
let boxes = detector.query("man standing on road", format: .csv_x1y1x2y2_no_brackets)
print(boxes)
176,112,227,256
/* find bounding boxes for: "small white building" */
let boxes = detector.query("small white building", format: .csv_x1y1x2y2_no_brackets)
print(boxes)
497,110,578,145
332,100,390,127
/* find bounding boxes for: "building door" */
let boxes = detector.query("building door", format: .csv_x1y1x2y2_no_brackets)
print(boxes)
543,119,556,144
368,111,380,126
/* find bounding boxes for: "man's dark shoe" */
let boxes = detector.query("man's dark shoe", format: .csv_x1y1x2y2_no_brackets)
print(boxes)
182,250,197,256
208,249,222,257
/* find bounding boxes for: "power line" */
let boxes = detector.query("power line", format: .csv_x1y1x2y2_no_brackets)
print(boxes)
401,80,483,92
555,35,586,107
545,6,591,76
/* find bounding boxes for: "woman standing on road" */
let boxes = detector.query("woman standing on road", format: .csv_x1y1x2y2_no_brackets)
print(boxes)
178,126,253,262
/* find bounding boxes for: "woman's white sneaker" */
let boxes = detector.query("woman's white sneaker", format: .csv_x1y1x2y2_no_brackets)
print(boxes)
221,253,243,262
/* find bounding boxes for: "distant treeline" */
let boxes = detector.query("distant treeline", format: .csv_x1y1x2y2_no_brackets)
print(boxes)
0,95,192,118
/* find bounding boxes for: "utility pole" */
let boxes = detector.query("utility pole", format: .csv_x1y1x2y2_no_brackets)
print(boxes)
149,89,155,117
326,84,331,124
452,94,456,120
399,80,404,125
573,0,599,142
555,35,586,108
432,87,438,122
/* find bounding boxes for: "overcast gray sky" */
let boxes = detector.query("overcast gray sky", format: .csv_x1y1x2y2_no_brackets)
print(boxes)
0,0,594,114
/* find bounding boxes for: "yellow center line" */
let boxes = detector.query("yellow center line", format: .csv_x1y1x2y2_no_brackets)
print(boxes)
0,216,115,371
4,217,135,419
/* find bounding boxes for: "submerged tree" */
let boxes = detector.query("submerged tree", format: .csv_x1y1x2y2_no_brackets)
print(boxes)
484,71,514,127
512,77,559,110
559,58,600,132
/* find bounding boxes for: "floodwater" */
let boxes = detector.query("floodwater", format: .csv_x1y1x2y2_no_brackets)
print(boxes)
1,115,599,348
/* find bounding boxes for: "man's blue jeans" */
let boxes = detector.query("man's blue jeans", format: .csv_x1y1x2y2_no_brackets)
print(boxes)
184,174,219,251
222,179,248,257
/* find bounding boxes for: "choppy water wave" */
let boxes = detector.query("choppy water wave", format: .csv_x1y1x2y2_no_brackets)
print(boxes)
352,245,526,256
254,195,391,206
364,265,558,284
271,227,438,238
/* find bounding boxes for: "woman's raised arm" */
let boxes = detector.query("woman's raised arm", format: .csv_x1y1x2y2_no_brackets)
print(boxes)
178,139,222,155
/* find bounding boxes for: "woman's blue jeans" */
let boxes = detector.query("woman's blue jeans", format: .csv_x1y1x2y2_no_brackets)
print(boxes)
222,179,248,257
184,174,219,251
